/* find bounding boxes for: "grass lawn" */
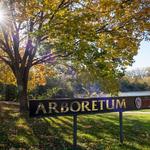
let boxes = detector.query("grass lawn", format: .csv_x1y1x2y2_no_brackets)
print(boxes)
0,101,150,150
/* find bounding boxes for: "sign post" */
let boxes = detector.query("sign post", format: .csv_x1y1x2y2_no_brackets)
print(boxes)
73,114,77,150
119,111,123,143
29,96,150,149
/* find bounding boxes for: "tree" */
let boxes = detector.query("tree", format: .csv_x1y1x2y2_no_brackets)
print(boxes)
126,68,148,79
0,0,149,112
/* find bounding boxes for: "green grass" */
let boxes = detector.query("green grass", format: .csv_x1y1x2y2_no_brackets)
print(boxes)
0,102,150,150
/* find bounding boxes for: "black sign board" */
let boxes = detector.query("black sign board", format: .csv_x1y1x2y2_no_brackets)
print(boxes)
29,96,150,117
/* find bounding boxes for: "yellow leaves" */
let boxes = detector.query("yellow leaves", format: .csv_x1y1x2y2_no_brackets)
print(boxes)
28,64,56,90
0,62,56,90
24,0,66,17
44,0,60,9
0,62,16,85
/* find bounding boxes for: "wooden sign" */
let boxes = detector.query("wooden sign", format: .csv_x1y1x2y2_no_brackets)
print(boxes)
29,96,150,117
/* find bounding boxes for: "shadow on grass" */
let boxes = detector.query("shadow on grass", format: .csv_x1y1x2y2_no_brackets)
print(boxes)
0,102,150,150
0,102,80,150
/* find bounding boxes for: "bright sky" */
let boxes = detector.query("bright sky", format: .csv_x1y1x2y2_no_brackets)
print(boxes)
127,40,150,70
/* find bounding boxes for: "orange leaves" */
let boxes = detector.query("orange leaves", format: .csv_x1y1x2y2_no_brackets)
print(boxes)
0,62,56,90
28,64,56,90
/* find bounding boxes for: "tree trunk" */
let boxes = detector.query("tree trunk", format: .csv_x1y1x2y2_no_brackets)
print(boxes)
17,72,29,113
17,82,28,113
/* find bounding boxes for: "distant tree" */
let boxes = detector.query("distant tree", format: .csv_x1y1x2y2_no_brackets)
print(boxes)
126,68,148,79
121,67,150,92
145,67,150,77
120,79,150,92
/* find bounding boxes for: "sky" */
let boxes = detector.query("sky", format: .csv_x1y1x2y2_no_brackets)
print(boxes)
127,40,150,70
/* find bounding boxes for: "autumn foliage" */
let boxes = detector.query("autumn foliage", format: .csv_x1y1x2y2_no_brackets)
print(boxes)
0,0,149,112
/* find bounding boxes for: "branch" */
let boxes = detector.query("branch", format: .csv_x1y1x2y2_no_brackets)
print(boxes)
21,38,33,70
11,30,21,65
32,51,73,66
49,0,73,23
32,53,54,66
0,55,11,67
0,28,15,62
21,18,35,71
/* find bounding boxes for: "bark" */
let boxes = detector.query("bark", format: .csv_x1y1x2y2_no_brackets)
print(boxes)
17,82,28,113
17,70,29,113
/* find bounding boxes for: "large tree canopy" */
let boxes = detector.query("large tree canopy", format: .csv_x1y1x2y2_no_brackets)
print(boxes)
0,0,149,111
